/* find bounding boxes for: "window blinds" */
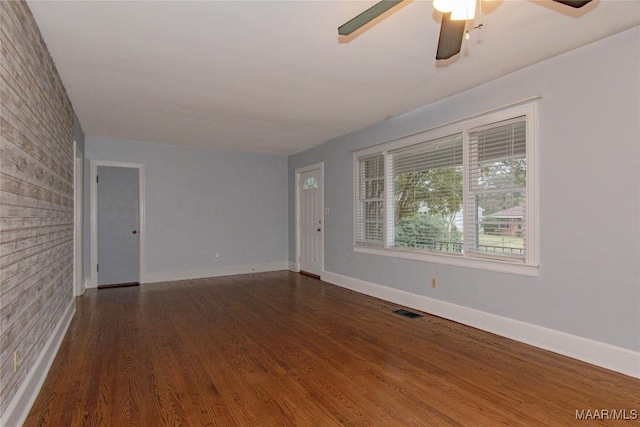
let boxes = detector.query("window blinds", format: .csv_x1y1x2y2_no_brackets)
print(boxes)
356,154,384,245
390,134,463,174
388,134,463,253
466,116,527,259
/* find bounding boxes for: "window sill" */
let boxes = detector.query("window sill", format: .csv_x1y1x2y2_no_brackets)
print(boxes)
353,245,539,277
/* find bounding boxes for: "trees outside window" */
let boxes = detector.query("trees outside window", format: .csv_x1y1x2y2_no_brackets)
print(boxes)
354,102,537,272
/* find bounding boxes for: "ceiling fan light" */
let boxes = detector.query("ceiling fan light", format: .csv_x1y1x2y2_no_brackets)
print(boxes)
433,0,456,13
451,0,476,20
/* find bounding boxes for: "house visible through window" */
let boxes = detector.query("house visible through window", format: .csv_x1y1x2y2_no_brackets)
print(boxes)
353,102,538,274
466,117,527,259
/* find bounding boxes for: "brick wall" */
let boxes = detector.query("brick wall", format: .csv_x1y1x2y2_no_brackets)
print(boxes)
0,0,75,416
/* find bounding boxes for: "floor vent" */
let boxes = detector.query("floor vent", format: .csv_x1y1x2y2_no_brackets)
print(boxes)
393,309,422,319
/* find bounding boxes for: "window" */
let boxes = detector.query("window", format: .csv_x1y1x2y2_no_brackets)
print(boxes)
355,154,384,245
303,176,318,190
388,133,463,254
353,102,538,275
466,117,527,259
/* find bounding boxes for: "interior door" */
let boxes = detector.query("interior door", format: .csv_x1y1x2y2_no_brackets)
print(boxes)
97,166,140,286
298,168,323,277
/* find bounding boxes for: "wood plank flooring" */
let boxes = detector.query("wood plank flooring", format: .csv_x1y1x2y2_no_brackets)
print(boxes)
24,271,639,426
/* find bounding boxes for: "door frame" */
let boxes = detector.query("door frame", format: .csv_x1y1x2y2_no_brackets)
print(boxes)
89,160,145,288
295,162,324,276
73,142,84,296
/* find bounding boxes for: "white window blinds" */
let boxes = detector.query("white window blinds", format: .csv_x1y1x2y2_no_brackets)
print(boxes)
352,101,537,272
466,116,527,259
388,134,463,253
356,154,384,245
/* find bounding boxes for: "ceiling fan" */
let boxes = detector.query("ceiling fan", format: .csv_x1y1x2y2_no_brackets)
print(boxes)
338,0,593,60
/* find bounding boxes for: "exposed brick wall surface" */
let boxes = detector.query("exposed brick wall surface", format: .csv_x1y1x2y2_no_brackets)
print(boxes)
0,0,75,415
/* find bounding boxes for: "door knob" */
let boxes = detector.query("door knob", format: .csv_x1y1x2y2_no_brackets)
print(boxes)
132,230,138,234
317,228,321,232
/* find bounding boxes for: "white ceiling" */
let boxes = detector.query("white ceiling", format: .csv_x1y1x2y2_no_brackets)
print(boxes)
28,0,640,155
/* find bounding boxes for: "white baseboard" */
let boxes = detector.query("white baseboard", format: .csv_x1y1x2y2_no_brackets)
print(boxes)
321,270,640,379
144,261,289,284
0,298,76,427
288,262,299,272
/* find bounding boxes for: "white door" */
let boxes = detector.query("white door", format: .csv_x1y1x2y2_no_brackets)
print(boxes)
298,168,323,277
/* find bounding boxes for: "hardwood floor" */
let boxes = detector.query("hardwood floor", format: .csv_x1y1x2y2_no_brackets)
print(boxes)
25,271,639,426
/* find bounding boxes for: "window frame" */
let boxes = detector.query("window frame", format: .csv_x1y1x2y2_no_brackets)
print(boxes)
352,101,539,277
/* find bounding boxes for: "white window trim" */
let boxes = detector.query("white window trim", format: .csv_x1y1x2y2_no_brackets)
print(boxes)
352,99,539,277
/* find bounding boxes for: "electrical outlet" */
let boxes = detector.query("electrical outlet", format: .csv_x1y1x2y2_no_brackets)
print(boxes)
13,351,18,373
431,278,437,288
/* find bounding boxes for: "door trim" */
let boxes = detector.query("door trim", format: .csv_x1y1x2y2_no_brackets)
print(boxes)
295,162,324,276
73,142,84,296
89,160,145,288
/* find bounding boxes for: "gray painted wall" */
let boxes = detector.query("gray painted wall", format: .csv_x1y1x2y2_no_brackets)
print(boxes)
84,138,288,278
288,27,640,352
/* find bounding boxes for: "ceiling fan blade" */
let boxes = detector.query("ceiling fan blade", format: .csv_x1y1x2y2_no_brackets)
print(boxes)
435,13,466,60
338,0,404,36
552,0,592,8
